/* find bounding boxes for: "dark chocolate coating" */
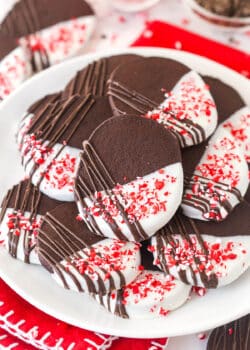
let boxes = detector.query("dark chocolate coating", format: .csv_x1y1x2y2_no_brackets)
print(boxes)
26,95,113,149
140,239,160,271
108,56,190,116
0,33,18,61
77,114,182,190
62,54,142,98
178,201,250,236
28,92,62,114
0,179,61,217
37,202,102,272
207,314,250,350
182,77,245,175
0,0,94,38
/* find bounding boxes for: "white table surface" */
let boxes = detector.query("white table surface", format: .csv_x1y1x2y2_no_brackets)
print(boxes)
0,1,248,349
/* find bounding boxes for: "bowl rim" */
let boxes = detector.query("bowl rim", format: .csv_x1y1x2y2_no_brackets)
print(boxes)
186,0,250,25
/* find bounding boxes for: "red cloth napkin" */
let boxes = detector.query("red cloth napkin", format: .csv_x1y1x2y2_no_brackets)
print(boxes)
1,19,249,350
132,20,250,78
0,279,168,350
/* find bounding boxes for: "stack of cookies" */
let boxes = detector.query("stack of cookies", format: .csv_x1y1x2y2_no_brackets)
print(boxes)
0,53,249,319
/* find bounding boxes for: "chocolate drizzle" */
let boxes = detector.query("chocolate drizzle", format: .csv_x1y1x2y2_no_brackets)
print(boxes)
97,289,129,319
63,59,108,98
38,203,128,294
155,212,218,288
207,314,250,350
108,79,206,147
21,94,95,187
183,174,243,220
22,36,50,73
62,54,141,99
0,180,60,263
74,141,148,241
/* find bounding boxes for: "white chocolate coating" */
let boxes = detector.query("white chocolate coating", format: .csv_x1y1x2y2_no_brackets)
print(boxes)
221,106,250,163
51,239,141,294
76,163,183,241
95,270,191,319
147,71,218,147
182,127,249,221
151,234,250,288
0,208,41,265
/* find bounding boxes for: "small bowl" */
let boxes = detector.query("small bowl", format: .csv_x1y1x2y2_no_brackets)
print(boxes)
112,0,161,13
186,0,250,30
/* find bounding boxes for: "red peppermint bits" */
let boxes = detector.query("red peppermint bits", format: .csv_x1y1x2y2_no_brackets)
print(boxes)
153,236,246,280
6,211,41,242
122,272,175,307
87,172,176,225
66,241,139,281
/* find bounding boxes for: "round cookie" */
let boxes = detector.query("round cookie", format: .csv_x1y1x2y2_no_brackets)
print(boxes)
94,270,191,319
207,314,250,350
1,0,96,74
151,202,250,288
62,54,142,98
74,115,183,242
37,202,141,294
18,94,113,201
182,125,249,221
108,57,218,147
0,179,61,264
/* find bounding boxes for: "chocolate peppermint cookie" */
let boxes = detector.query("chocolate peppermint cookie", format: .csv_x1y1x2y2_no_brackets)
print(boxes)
151,199,250,289
62,54,141,98
74,115,183,241
108,57,218,147
1,0,96,77
18,94,113,201
37,202,141,294
0,180,61,264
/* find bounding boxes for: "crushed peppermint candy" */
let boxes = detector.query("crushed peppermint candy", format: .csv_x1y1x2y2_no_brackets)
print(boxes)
65,240,140,281
192,286,207,297
21,133,52,166
21,134,77,191
197,137,241,187
146,73,215,139
43,153,76,191
86,169,176,224
152,236,246,278
6,211,41,245
23,17,90,66
223,111,250,163
0,51,29,100
119,272,175,309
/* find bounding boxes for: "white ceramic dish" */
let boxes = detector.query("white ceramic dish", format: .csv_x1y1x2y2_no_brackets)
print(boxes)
0,48,249,338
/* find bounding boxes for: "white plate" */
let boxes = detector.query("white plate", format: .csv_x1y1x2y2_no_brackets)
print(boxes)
0,48,249,338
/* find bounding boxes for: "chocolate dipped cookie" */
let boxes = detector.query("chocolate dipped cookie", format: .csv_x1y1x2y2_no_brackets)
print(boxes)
108,57,218,147
74,115,183,242
37,202,141,295
18,94,113,201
